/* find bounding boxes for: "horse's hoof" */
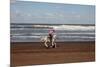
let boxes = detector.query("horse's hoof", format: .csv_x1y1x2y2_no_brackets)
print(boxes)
46,46,49,49
52,45,56,48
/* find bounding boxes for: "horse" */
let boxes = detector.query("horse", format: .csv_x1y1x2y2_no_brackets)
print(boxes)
40,34,56,48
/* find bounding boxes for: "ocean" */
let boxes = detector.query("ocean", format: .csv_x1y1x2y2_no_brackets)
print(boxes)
10,23,95,42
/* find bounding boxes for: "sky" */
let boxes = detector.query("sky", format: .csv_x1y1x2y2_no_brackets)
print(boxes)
10,1,95,24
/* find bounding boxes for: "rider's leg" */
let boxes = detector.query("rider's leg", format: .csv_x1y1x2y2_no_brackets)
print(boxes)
49,34,52,43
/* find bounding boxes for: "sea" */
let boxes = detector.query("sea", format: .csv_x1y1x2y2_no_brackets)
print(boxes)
10,23,95,42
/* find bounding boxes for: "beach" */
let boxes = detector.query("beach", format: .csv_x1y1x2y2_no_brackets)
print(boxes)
11,41,95,66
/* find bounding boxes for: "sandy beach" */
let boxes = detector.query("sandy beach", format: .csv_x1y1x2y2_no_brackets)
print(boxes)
11,41,95,66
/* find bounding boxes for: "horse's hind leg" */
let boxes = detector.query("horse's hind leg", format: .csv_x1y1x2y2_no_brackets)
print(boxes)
54,43,56,48
51,41,56,48
52,43,56,48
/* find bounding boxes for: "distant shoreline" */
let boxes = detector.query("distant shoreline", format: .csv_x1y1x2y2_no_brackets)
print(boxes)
10,23,95,26
11,41,95,44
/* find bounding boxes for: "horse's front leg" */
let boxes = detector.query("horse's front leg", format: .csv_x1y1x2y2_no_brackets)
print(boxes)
44,41,48,48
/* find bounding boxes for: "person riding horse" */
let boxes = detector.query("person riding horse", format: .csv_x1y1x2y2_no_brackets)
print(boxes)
40,28,56,48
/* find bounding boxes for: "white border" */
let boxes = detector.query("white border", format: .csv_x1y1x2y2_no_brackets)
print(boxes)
19,62,96,67
20,0,95,5
0,0,10,67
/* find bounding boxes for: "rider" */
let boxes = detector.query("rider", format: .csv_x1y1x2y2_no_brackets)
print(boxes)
48,28,55,43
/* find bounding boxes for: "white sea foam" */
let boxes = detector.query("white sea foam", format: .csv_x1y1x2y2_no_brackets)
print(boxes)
11,24,95,31
11,32,95,36
33,25,95,31
59,36,95,38
53,25,95,31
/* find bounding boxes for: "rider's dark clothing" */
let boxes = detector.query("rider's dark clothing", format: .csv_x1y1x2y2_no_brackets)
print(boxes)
48,33,53,42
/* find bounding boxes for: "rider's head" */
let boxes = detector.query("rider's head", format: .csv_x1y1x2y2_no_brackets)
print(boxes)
50,28,55,32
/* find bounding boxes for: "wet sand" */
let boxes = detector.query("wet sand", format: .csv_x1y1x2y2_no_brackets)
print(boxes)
11,41,95,66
